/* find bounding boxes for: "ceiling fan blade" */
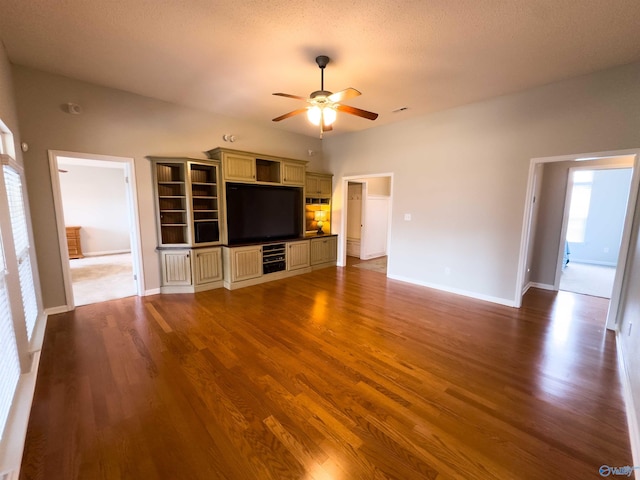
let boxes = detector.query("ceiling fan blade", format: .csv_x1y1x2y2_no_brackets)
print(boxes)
273,93,308,101
328,88,361,103
336,104,378,120
272,108,308,122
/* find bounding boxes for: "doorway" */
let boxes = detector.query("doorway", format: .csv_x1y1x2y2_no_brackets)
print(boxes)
49,151,144,308
340,173,393,272
557,167,633,299
517,149,640,330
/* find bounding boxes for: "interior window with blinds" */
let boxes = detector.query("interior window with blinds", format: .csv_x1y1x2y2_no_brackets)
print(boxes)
3,165,38,341
0,224,20,441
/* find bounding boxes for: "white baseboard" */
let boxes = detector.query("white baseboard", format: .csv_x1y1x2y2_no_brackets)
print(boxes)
616,335,640,479
144,288,161,296
83,249,131,257
529,282,556,291
387,274,516,307
44,305,72,315
570,259,617,267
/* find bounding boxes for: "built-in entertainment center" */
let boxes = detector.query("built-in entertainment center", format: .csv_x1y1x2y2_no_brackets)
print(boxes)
149,148,336,293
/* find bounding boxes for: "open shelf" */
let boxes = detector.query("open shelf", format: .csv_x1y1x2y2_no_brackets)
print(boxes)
256,159,281,183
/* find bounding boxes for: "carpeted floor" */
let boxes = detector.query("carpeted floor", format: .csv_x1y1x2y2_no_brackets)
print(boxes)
352,256,387,274
559,261,616,299
70,253,136,306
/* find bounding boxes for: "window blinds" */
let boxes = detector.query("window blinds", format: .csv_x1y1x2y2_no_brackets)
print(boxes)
3,166,38,341
0,228,20,441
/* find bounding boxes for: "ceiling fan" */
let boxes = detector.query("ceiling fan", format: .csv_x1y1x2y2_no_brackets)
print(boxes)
272,55,378,137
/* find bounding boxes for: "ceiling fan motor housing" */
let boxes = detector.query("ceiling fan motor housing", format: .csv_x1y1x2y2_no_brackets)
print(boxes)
315,55,330,69
310,90,332,102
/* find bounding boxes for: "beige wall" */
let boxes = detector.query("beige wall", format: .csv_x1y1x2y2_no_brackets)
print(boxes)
365,176,391,196
0,43,21,157
12,66,324,308
530,156,634,287
324,61,640,304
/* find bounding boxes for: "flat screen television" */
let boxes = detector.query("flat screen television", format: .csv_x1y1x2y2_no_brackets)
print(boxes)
226,182,303,244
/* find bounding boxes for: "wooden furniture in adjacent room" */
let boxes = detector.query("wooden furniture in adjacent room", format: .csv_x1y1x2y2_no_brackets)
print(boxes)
65,226,83,259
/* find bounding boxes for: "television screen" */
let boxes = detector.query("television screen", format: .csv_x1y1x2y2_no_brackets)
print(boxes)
226,183,302,244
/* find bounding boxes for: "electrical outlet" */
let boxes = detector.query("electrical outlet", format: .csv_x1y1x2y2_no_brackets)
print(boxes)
404,213,411,221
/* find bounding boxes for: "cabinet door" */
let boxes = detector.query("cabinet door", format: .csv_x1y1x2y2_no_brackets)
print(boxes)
306,173,332,195
161,250,192,285
231,246,262,282
318,176,333,196
305,175,319,194
310,236,337,265
282,162,305,186
287,241,310,271
223,153,256,182
194,248,222,285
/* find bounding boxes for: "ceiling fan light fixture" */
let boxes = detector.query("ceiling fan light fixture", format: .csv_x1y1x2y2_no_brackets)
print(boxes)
307,105,336,127
323,106,337,126
272,55,377,136
307,105,322,125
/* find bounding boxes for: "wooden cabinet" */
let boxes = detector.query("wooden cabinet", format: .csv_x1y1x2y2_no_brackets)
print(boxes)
306,173,332,196
151,158,222,247
222,153,256,182
150,157,223,293
66,226,83,259
282,161,305,186
160,247,223,292
223,238,318,290
161,250,192,286
287,241,310,271
310,236,338,267
193,247,223,286
207,148,306,185
149,149,337,292
227,245,262,282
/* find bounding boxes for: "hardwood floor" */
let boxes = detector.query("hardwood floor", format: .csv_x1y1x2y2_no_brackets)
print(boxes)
20,266,632,479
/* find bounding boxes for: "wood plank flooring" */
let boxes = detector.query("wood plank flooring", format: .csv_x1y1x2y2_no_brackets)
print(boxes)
20,265,632,479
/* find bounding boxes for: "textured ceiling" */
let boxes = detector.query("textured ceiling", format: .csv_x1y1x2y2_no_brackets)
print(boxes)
1,0,640,138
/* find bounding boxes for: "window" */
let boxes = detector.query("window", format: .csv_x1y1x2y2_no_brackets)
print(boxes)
0,223,20,441
566,170,593,244
0,121,22,442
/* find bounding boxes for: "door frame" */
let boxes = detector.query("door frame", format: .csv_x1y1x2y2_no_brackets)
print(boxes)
48,150,144,309
516,148,640,330
339,173,394,267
